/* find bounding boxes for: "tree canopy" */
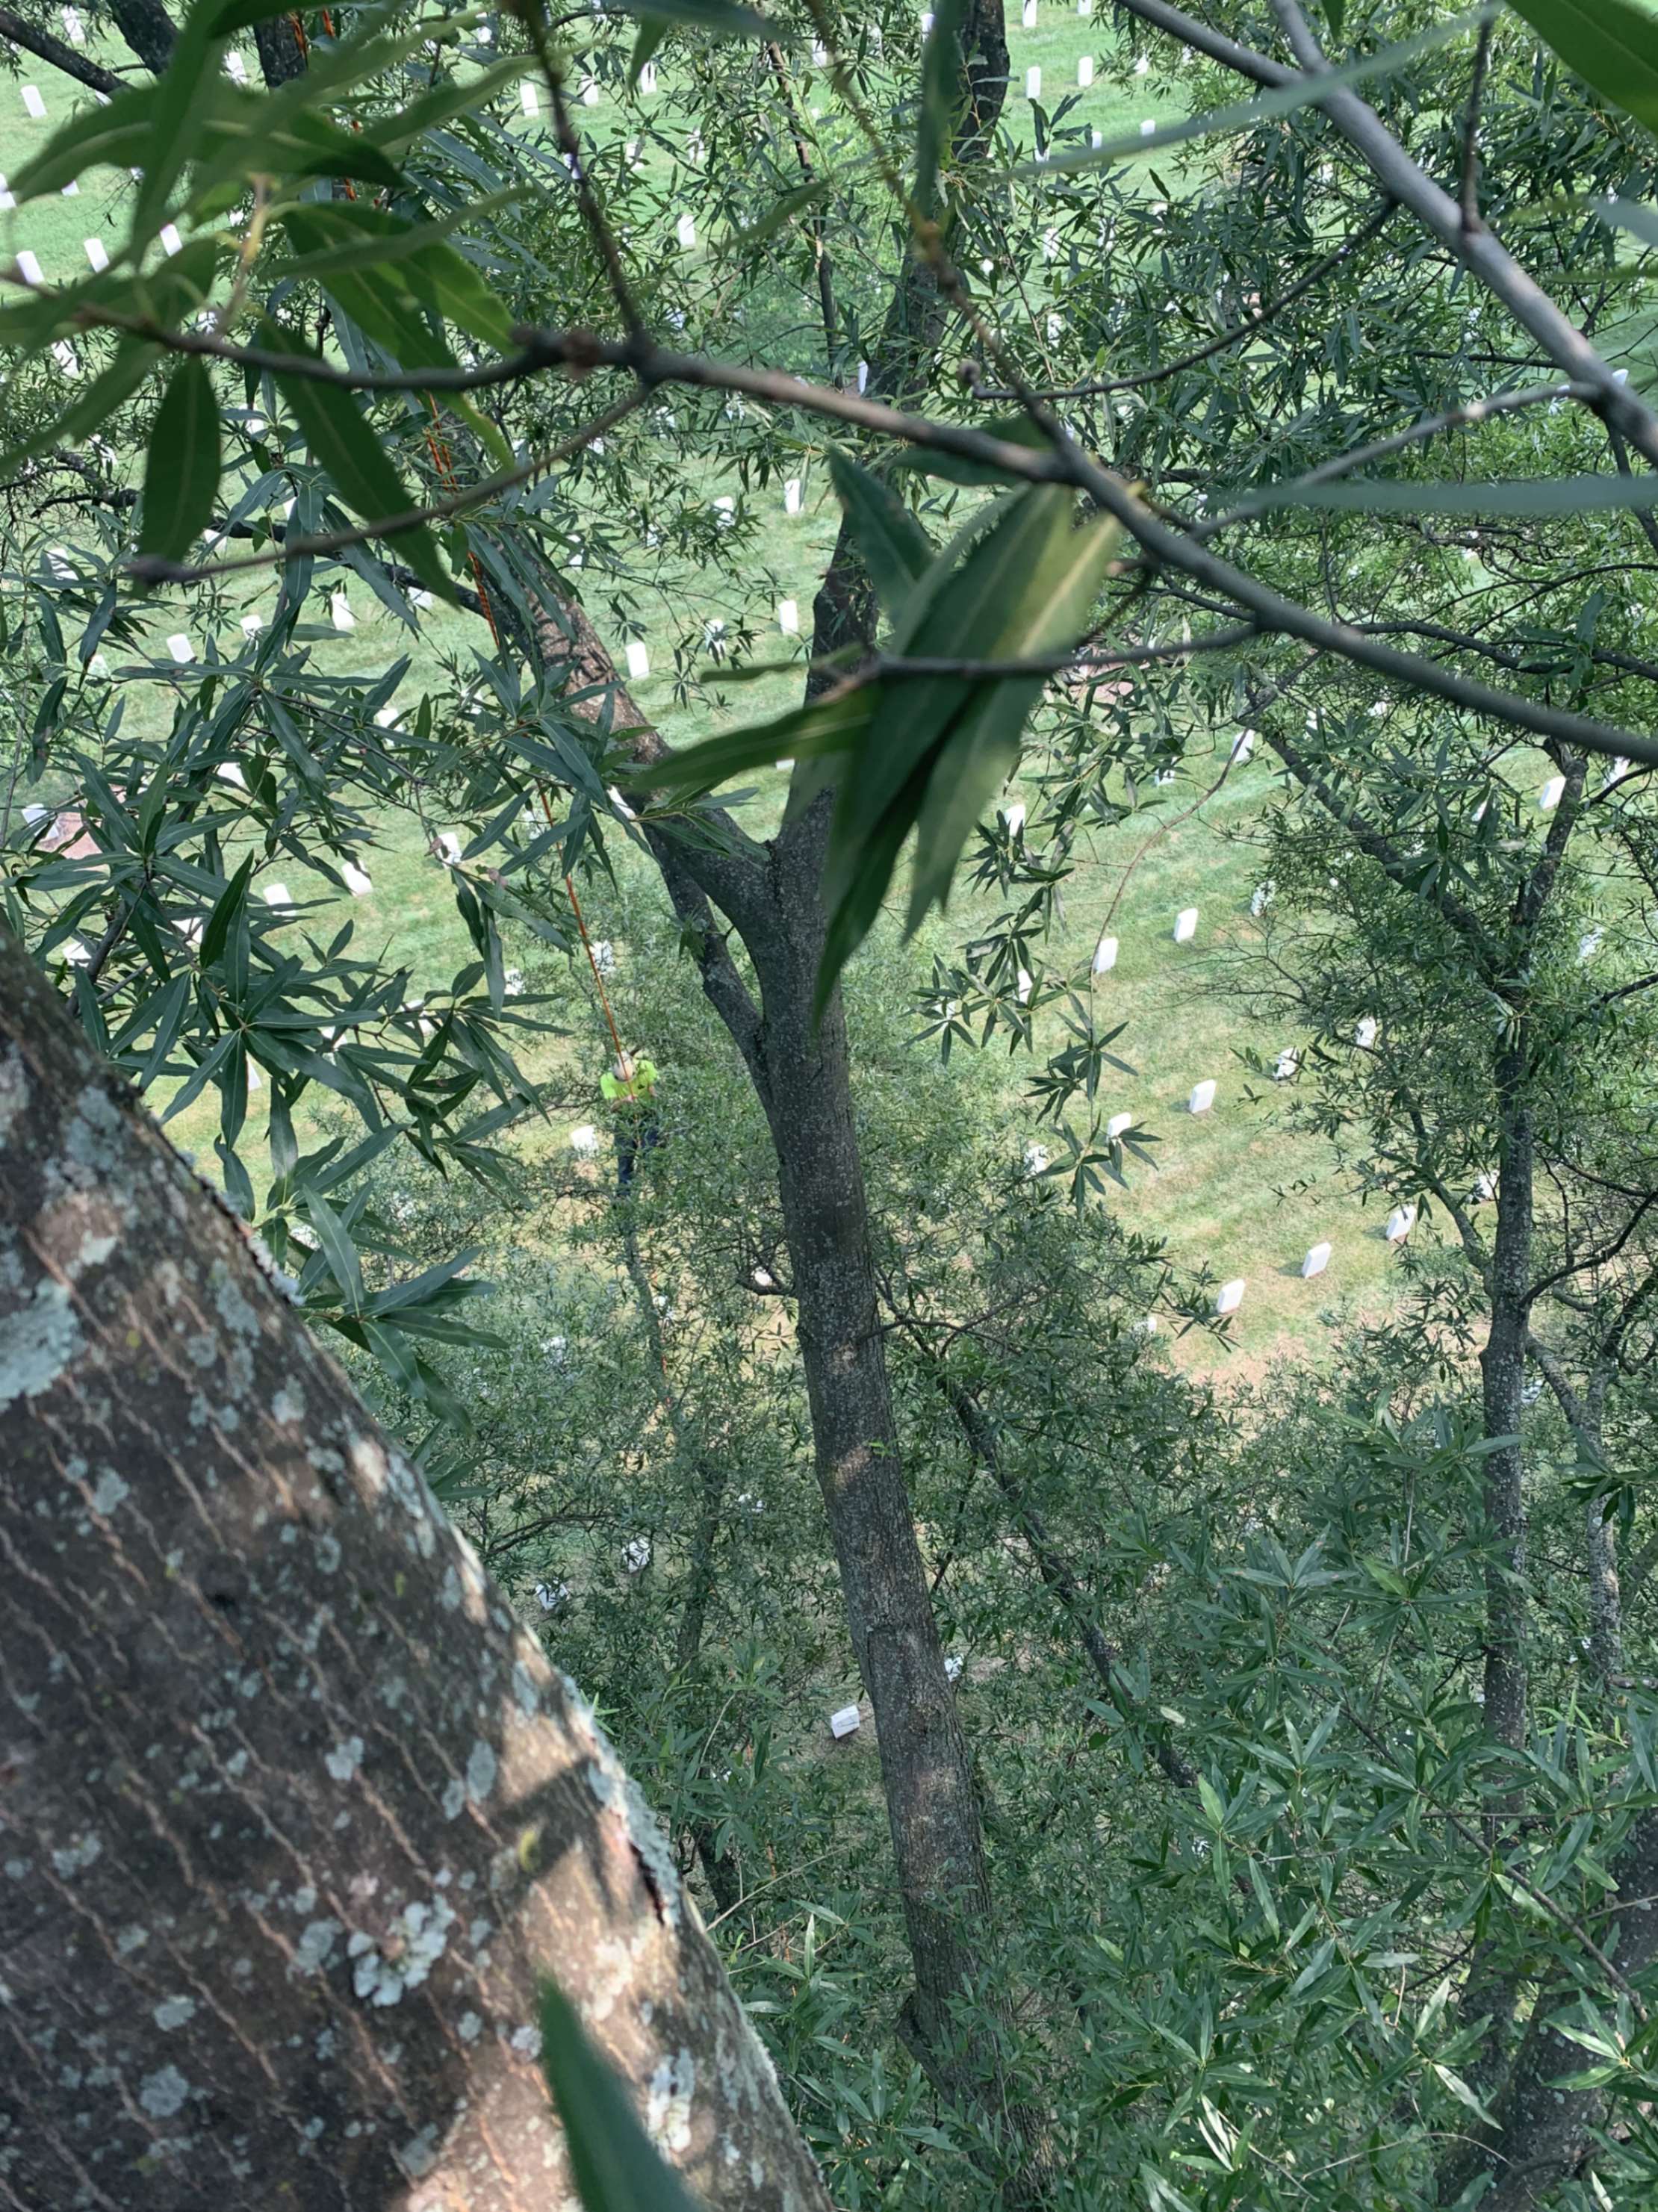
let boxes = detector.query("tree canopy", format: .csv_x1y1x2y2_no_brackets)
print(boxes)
7,0,1658,2205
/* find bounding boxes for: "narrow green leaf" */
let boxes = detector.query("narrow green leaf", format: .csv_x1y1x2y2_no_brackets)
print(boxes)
915,0,969,219
630,18,670,84
279,204,516,355
360,58,526,149
140,358,222,564
134,974,192,1093
892,411,1055,487
538,1981,704,2212
198,853,254,970
624,686,876,797
724,178,830,254
261,320,453,600
828,449,933,614
132,0,222,249
1511,0,1658,132
1253,472,1658,517
904,503,1120,930
302,1187,365,1312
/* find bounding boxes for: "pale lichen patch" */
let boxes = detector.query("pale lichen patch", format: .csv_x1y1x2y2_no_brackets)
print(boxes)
1,1280,82,1411
138,2064,190,2118
647,2048,695,2155
271,1382,305,1426
465,1739,497,1805
325,1737,364,1783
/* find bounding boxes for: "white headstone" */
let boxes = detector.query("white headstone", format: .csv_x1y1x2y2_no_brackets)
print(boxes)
1140,117,1156,136
436,830,462,865
16,249,43,286
580,76,599,106
1474,1170,1497,1203
342,862,373,897
571,1123,600,1157
1077,54,1093,85
21,87,46,119
639,60,657,92
262,882,294,909
520,81,539,114
1173,907,1198,943
1355,1016,1377,1049
1215,1279,1246,1316
1230,728,1255,764
159,222,182,256
829,1703,861,1739
1042,228,1058,263
62,7,85,40
82,237,108,273
534,1581,568,1612
1539,774,1565,812
1188,1078,1216,1114
784,476,802,514
1005,801,1026,837
1250,882,1272,917
777,598,799,634
1023,1142,1049,1177
216,762,247,790
1273,1048,1298,1081
240,612,264,636
1016,967,1034,1004
1021,0,1035,25
1385,1203,1415,1244
1025,65,1041,99
675,213,695,250
713,494,735,529
857,359,869,394
623,1538,651,1574
920,9,934,31
52,340,81,377
0,181,14,212
329,589,354,632
166,633,193,664
1302,1241,1331,1279
226,50,246,79
945,1654,963,1682
1092,933,1118,974
1578,928,1603,961
1106,1110,1132,1140
625,639,650,683
812,39,828,64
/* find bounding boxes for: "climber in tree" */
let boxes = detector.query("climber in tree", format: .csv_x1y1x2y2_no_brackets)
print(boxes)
600,1048,661,1195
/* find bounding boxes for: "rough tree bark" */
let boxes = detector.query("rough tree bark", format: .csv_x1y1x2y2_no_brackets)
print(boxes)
0,928,830,2212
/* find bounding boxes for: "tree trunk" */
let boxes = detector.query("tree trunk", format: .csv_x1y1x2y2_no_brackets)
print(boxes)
0,928,830,2212
742,806,1000,2075
1479,1044,1534,1765
107,0,177,71
1438,1811,1658,2209
1586,1494,1623,1687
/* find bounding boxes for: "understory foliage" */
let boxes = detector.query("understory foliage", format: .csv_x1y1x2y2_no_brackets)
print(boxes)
10,0,1658,2203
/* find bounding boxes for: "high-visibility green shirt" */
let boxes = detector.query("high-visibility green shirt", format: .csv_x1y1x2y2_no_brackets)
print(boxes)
600,1058,659,1109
